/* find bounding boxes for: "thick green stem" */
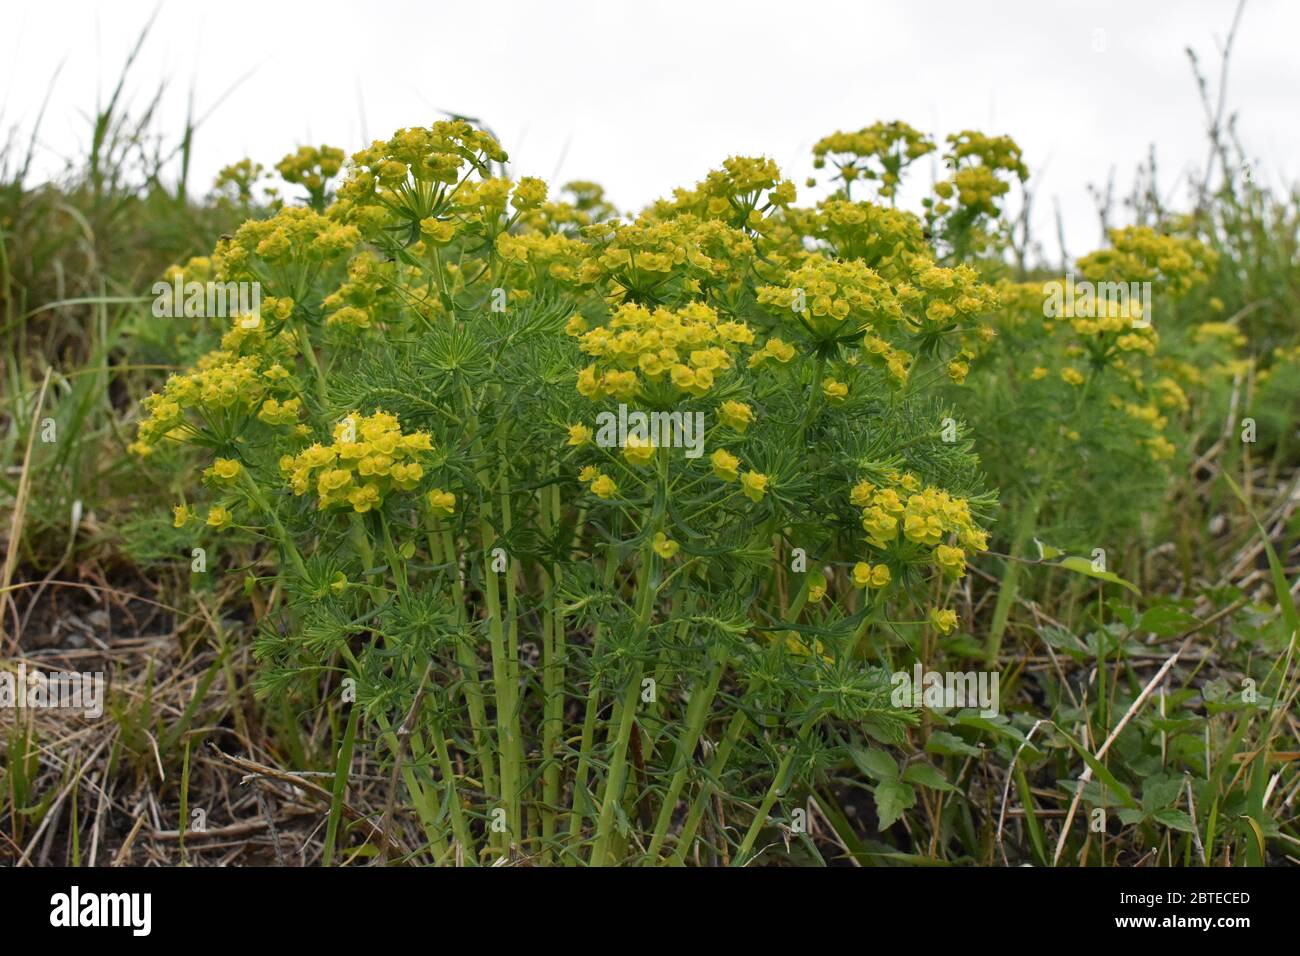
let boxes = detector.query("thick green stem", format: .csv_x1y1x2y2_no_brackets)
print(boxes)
589,661,645,866
480,511,519,852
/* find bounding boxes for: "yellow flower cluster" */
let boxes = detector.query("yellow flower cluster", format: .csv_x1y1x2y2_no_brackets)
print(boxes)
895,257,998,379
276,145,346,193
652,156,796,231
1078,226,1217,297
852,473,986,580
519,181,619,234
578,215,755,303
574,301,754,399
1192,321,1247,350
216,206,359,277
321,252,401,331
795,199,929,281
342,121,506,195
452,177,514,222
756,254,901,343
134,347,289,449
279,411,433,512
213,159,265,205
494,230,590,285
903,258,999,328
812,121,935,198
932,131,1028,217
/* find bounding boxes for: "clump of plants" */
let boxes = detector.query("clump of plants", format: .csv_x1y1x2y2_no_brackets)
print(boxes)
131,120,1003,864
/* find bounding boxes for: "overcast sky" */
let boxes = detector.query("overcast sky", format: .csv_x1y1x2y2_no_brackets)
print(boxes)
3,0,1295,260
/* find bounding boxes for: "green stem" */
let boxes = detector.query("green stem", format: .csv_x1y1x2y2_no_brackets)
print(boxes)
668,709,747,866
646,659,725,861
566,542,620,844
540,483,565,863
732,712,820,866
430,523,497,802
590,453,668,865
984,481,1045,664
430,718,476,865
589,660,645,866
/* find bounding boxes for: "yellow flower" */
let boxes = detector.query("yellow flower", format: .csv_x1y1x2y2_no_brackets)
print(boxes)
590,474,618,499
711,449,740,482
748,337,796,367
740,470,769,502
822,379,849,402
390,461,423,489
852,562,891,588
850,480,875,507
929,608,958,634
1060,367,1085,386
205,458,242,483
947,360,969,384
318,469,352,493
206,506,232,529
861,507,897,548
399,432,434,453
719,400,754,432
579,465,600,483
934,544,967,578
419,217,458,244
1030,366,1048,380
427,488,456,515
1147,435,1176,461
172,505,191,528
623,435,656,466
348,484,381,513
652,532,679,560
567,423,593,446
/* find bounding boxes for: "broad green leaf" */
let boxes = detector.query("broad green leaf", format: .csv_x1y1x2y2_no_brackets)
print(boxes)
902,762,954,792
850,745,899,781
873,779,916,830
926,730,981,758
1138,603,1203,638
1152,808,1196,833
1055,556,1141,596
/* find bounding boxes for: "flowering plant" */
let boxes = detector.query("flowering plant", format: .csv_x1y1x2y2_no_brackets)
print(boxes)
133,121,1128,866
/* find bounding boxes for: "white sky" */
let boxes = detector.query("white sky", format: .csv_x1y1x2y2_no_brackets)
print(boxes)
3,0,1296,261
